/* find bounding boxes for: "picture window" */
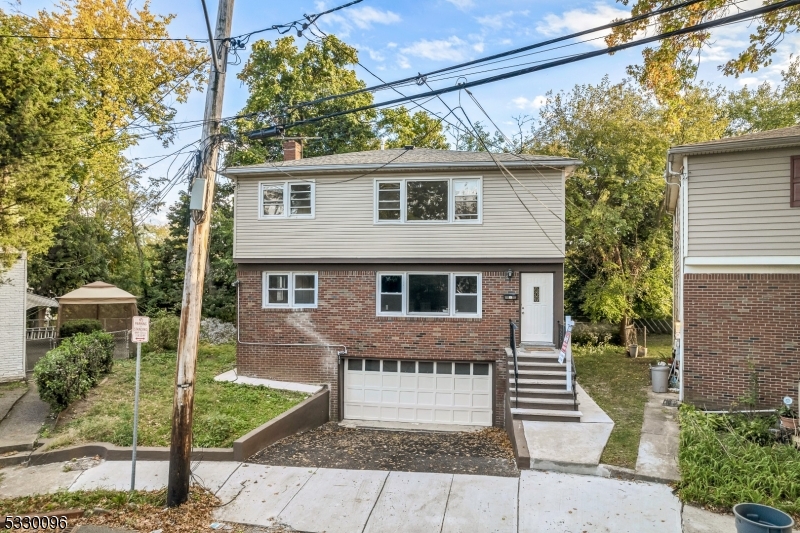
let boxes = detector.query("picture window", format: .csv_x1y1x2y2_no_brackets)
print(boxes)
375,178,481,224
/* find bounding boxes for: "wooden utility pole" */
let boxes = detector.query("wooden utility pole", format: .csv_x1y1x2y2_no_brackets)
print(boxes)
167,0,234,507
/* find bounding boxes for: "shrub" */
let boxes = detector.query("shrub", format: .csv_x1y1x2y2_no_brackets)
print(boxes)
34,331,115,411
677,405,800,518
571,322,621,346
60,319,102,339
200,318,236,345
143,314,180,353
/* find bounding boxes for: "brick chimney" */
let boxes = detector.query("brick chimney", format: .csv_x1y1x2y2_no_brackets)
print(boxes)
283,140,302,161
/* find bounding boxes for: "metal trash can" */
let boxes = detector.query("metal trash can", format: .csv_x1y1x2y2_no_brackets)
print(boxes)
734,503,795,533
650,365,670,393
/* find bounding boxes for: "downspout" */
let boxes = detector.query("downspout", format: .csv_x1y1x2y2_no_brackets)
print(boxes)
666,155,688,402
233,280,347,357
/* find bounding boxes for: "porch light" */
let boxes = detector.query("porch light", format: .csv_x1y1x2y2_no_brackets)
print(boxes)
506,269,514,280
503,293,518,301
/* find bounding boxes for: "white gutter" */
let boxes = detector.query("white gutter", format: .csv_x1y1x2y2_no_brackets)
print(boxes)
222,159,582,177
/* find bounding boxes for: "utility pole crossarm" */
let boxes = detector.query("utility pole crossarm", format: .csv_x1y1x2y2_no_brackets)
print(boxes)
167,0,234,508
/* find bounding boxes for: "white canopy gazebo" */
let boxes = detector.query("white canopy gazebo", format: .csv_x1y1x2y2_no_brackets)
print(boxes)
56,281,138,334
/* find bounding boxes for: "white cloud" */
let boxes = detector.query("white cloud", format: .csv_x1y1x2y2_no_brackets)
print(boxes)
401,36,475,62
396,54,411,69
737,76,761,87
359,45,385,61
536,3,630,47
319,6,401,37
445,0,475,9
512,95,547,110
386,42,398,49
476,10,528,30
473,42,484,53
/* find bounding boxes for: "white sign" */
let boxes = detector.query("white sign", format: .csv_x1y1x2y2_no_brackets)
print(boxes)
558,331,570,364
131,316,150,343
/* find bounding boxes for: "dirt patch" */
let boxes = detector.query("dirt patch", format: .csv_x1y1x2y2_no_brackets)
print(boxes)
248,422,518,477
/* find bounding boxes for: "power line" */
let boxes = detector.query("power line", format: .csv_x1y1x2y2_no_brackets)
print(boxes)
252,0,800,135
288,0,711,111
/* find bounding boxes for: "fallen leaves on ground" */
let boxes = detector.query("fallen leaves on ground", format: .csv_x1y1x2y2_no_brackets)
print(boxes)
249,423,518,477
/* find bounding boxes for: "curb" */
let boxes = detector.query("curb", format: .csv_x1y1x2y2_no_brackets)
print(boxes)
0,387,330,469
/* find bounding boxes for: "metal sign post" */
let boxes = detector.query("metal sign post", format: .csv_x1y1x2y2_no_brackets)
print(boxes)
130,316,150,492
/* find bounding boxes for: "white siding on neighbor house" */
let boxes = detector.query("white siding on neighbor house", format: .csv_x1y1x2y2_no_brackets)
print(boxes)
687,147,800,256
233,169,565,260
0,256,26,382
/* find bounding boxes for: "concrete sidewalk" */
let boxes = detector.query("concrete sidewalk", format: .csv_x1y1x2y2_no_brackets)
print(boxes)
1,459,683,532
0,380,51,454
636,390,680,482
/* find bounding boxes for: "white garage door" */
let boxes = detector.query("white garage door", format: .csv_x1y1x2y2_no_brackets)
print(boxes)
344,359,493,426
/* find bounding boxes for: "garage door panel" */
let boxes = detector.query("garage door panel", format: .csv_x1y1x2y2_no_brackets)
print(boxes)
472,378,490,391
382,390,399,403
418,391,435,405
344,359,492,427
454,378,472,391
454,393,471,407
436,377,454,389
418,376,435,389
400,375,417,388
435,392,453,406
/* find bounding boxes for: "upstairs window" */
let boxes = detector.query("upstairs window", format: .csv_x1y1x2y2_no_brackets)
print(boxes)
263,272,318,308
259,181,315,219
376,272,481,317
375,178,482,223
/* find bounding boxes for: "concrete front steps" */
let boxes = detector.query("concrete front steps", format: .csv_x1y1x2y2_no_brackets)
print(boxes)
506,347,581,423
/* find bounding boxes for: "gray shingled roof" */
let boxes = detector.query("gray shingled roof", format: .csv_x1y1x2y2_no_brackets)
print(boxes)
223,148,580,176
669,125,800,156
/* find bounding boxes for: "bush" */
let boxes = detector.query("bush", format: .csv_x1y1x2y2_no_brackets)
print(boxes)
34,331,115,411
571,322,621,346
200,318,236,345
143,314,180,353
60,319,102,339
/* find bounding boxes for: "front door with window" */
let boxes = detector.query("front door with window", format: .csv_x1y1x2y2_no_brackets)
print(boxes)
521,273,553,344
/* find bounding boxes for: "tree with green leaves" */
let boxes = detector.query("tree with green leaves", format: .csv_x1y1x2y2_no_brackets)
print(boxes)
228,35,448,166
608,0,800,102
527,78,727,335
144,182,235,322
0,13,82,265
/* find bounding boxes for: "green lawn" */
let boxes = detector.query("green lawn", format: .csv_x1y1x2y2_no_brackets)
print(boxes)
44,344,308,449
573,335,672,469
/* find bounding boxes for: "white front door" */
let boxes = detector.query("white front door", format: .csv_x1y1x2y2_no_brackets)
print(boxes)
344,359,492,426
521,273,553,344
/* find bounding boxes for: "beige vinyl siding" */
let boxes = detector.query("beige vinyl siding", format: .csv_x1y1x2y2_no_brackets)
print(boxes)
687,148,800,256
233,169,564,260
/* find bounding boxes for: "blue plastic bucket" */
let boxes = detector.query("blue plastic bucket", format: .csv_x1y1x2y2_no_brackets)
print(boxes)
734,503,795,533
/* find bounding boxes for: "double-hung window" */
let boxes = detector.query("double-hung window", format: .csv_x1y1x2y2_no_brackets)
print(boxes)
259,181,315,219
263,272,318,308
374,178,482,223
376,272,481,317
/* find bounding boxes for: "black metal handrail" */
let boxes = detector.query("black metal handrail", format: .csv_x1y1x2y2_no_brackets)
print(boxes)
509,319,519,408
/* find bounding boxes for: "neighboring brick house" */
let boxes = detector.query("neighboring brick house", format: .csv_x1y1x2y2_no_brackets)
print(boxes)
665,126,800,410
224,143,579,427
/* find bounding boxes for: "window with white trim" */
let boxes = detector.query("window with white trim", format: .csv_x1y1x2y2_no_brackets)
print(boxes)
376,273,481,317
259,181,315,219
374,178,481,223
263,272,318,308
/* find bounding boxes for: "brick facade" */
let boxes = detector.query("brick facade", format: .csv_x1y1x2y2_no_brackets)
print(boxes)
683,273,800,409
236,264,563,426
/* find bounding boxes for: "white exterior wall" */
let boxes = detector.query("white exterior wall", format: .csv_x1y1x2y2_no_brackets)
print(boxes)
233,169,565,261
687,148,800,257
0,256,26,382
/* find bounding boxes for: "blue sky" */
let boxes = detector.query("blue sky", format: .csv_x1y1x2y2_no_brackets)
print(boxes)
16,0,800,221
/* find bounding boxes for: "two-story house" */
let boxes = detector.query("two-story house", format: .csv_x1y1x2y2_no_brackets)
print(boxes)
224,142,580,427
666,126,800,410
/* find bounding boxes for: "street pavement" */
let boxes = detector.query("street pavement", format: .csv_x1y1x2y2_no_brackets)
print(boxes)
1,459,692,532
